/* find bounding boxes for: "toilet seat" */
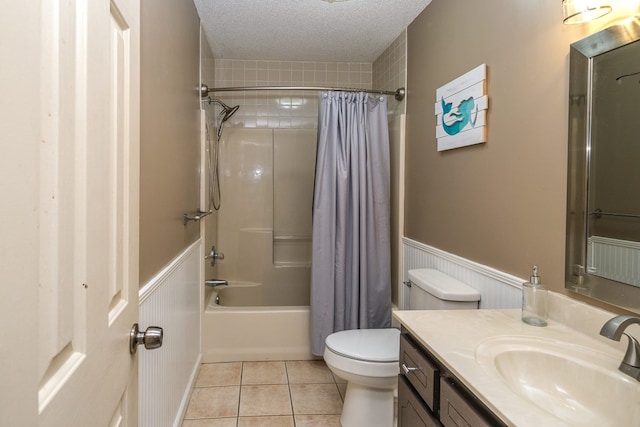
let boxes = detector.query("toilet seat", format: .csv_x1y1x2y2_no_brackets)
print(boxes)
325,328,400,362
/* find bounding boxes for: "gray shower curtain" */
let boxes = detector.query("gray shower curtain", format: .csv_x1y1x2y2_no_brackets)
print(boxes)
310,91,391,356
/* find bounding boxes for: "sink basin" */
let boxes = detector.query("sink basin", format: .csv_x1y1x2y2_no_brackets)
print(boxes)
475,336,640,426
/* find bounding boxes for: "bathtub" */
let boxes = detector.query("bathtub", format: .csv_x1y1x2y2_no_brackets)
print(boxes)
202,282,314,362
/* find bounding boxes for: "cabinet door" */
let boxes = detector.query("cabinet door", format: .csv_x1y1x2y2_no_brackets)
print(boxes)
398,376,442,427
440,378,493,427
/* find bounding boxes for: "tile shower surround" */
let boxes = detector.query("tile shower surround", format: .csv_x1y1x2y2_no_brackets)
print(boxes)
213,59,372,130
373,29,407,116
211,28,406,132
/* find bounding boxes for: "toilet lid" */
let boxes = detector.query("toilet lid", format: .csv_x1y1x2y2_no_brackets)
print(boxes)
408,268,480,302
325,328,400,362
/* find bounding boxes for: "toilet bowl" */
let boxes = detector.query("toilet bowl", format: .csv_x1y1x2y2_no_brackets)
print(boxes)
323,328,400,427
323,269,481,427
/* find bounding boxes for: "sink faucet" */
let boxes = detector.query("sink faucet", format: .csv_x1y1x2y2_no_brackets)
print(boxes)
600,315,640,381
205,279,228,288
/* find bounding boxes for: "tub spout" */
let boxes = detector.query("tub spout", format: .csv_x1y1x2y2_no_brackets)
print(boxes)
205,279,228,288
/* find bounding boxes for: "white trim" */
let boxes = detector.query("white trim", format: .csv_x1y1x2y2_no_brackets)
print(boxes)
402,237,524,310
403,237,524,289
589,235,640,250
139,238,202,304
173,354,202,427
587,235,640,286
138,238,202,427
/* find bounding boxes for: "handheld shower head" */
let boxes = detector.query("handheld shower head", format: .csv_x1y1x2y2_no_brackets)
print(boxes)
208,97,240,123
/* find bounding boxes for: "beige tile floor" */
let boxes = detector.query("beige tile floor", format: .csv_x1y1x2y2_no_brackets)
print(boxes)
182,360,346,427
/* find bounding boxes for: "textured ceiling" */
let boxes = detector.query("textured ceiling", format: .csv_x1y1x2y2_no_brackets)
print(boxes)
193,0,432,62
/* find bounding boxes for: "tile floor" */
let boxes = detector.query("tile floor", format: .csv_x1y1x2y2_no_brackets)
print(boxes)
182,360,345,427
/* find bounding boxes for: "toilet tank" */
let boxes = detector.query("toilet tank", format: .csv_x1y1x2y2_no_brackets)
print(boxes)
408,269,480,310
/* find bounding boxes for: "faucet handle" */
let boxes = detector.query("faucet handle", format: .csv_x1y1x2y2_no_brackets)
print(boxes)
621,333,640,369
205,245,224,267
600,315,640,381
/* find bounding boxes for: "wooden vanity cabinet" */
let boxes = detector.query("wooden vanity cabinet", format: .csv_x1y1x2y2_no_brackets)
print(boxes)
398,375,441,427
439,377,495,427
398,328,507,427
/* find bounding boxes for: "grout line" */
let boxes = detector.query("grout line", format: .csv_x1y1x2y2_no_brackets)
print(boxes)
287,377,295,420
236,362,244,419
285,361,296,426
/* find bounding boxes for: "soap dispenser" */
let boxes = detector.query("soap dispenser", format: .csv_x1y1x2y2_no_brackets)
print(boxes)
522,265,548,327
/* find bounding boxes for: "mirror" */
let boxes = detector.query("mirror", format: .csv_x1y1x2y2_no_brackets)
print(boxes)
566,17,640,313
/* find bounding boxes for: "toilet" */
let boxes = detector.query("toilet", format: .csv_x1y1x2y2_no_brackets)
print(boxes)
323,268,480,427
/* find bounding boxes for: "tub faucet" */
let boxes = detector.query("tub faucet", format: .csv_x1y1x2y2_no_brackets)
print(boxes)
600,315,640,381
205,279,228,288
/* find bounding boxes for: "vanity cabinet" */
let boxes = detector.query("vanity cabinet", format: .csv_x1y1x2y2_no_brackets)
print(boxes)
398,329,506,427
398,375,441,427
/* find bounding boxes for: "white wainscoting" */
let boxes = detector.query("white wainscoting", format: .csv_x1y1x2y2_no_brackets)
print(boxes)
402,238,523,310
139,239,202,427
588,236,640,286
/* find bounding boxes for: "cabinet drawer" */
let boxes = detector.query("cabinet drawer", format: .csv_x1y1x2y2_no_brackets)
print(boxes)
398,375,442,427
399,334,438,411
439,378,492,427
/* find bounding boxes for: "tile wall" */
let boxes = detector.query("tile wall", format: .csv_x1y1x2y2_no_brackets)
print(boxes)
373,29,407,116
213,59,373,129
374,30,408,303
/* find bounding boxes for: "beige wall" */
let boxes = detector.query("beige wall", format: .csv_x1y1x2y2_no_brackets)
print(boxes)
404,0,636,304
140,0,201,284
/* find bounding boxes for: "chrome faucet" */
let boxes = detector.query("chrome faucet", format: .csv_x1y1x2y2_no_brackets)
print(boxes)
205,279,228,288
600,315,640,381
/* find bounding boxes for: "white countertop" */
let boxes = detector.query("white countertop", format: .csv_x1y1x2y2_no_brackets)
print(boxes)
393,305,633,427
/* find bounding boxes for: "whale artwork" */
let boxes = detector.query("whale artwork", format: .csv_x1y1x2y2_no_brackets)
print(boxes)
435,64,488,151
441,96,478,136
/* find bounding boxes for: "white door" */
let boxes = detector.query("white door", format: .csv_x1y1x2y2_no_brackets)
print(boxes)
0,0,142,425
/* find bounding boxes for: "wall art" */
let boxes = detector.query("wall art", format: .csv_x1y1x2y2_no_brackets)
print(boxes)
435,64,488,151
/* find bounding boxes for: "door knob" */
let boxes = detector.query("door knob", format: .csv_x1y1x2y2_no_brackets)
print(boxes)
130,323,163,354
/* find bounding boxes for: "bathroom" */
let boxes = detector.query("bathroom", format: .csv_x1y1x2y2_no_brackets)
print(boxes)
3,0,640,426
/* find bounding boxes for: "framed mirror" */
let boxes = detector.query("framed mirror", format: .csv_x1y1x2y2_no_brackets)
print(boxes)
566,17,640,313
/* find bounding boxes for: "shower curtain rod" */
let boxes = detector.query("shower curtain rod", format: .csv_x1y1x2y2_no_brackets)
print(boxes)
199,84,405,101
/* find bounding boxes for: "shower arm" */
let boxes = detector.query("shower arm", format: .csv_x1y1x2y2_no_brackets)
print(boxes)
199,84,406,101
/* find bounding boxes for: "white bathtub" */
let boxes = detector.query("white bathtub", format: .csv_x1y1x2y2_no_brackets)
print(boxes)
202,282,314,362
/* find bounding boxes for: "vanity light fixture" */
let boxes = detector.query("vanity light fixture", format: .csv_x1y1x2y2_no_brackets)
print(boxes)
562,0,613,24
